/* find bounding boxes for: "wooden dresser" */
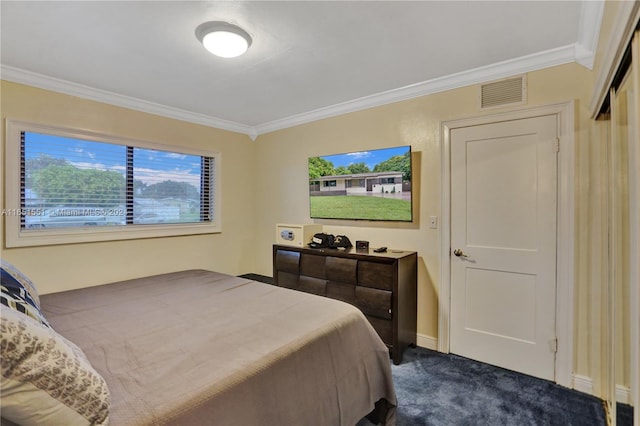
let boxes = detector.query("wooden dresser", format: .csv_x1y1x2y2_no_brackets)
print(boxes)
272,244,417,364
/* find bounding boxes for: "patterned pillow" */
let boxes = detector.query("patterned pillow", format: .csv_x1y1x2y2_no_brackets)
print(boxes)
0,260,40,309
1,284,50,328
0,307,111,425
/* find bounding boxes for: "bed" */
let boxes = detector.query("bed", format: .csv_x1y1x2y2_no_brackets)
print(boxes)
1,266,396,425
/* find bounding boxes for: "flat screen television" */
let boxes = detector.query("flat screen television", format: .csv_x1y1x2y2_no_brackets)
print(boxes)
308,145,412,222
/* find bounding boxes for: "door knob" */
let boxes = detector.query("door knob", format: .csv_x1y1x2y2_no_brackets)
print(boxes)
453,249,468,258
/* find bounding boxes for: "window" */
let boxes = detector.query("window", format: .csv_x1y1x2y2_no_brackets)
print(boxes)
347,179,365,188
5,121,221,247
323,180,337,187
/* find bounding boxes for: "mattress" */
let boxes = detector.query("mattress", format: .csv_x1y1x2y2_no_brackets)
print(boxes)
39,270,396,425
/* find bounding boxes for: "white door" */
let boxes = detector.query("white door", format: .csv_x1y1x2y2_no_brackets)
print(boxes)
450,115,558,381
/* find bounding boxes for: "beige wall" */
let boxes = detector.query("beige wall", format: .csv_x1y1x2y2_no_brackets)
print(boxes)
253,62,593,348
0,81,257,294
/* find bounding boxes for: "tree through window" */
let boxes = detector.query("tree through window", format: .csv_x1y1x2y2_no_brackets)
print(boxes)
21,131,215,229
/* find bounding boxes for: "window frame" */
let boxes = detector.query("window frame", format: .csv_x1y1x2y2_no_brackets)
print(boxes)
4,120,222,247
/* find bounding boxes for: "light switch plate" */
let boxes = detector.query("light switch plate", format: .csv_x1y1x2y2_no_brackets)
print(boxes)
429,216,438,229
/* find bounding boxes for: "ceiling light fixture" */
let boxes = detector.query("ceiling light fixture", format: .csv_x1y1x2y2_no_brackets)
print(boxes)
195,21,252,58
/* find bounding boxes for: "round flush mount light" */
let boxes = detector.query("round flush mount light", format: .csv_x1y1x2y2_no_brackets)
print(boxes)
195,21,252,58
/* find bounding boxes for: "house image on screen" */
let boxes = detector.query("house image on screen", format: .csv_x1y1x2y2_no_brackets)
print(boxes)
310,171,407,196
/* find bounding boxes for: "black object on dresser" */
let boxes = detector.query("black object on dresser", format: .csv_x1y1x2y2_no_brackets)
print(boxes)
273,244,417,364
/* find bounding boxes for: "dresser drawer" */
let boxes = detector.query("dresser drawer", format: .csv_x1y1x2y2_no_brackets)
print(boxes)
358,261,394,290
326,257,357,284
277,271,299,289
300,254,326,279
326,281,356,304
298,276,327,296
356,287,392,319
275,250,300,274
366,315,392,345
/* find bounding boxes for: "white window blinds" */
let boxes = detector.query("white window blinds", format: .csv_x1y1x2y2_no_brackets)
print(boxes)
21,131,215,230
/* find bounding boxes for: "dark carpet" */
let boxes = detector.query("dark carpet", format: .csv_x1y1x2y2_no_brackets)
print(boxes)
238,273,273,284
617,403,634,426
364,346,606,426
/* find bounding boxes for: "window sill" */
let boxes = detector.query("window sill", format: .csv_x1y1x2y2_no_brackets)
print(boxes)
5,220,221,248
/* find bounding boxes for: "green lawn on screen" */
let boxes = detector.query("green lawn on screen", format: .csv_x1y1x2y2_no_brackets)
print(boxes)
310,195,411,221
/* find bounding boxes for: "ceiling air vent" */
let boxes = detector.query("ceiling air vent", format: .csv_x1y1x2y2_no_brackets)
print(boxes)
479,75,526,109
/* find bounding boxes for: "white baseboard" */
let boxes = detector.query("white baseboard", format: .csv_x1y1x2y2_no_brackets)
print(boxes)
573,374,594,395
572,374,631,404
416,333,438,351
616,384,631,405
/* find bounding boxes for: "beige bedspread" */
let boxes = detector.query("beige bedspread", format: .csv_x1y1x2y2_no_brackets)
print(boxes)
39,270,396,425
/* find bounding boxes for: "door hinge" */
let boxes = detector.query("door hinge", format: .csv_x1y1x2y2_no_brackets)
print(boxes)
553,138,560,153
549,337,558,353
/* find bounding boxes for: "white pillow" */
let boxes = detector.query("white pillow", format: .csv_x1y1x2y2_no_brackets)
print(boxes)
0,308,110,426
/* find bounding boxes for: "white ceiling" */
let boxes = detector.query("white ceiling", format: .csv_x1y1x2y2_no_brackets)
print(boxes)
1,1,603,138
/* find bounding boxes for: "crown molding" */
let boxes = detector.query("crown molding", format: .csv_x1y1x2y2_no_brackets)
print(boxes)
253,43,578,136
575,0,605,70
2,21,599,140
0,65,254,137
